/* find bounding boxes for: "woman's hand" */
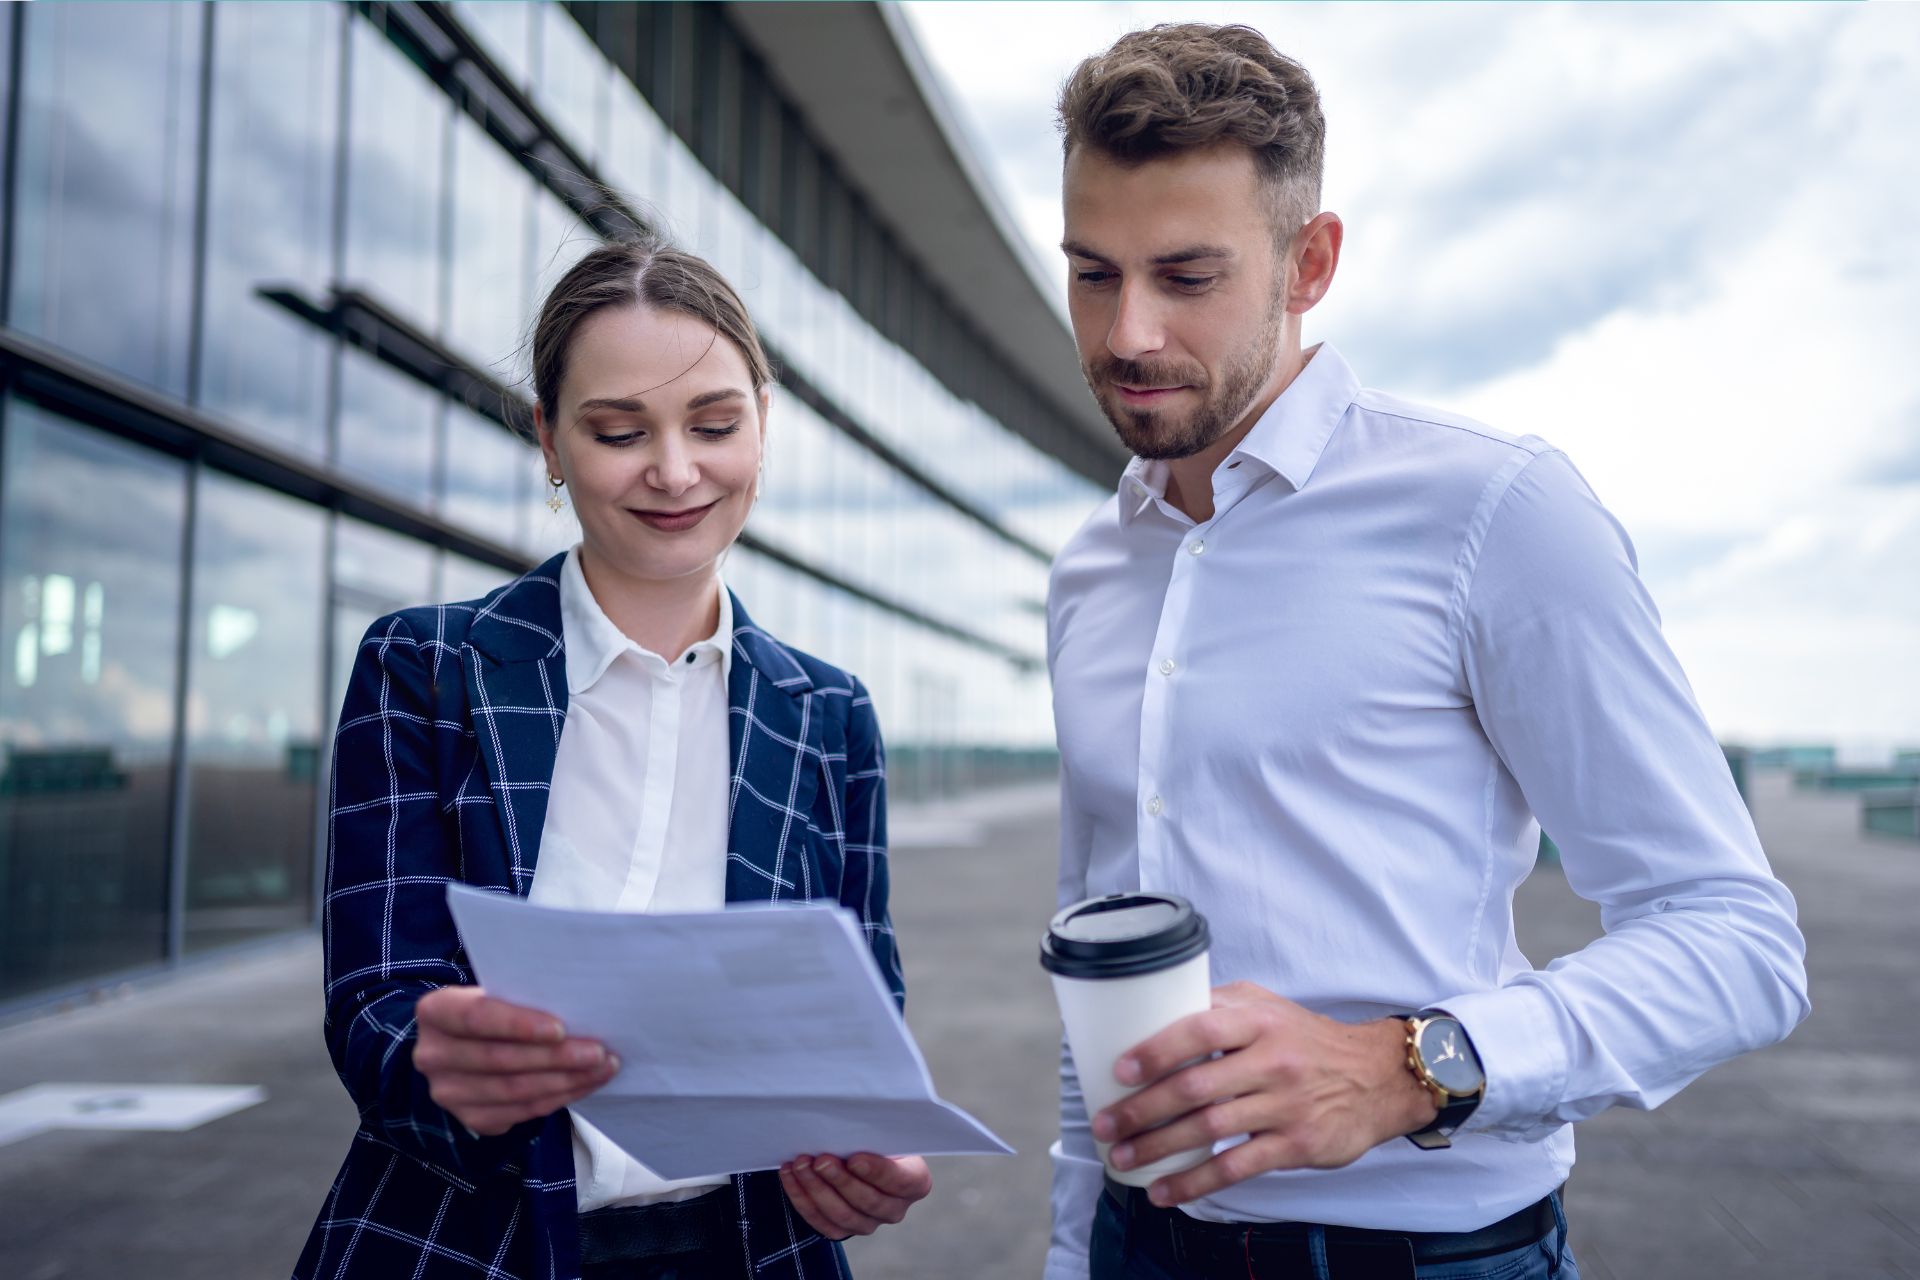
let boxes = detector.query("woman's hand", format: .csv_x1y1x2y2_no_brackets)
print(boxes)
413,986,619,1136
778,1153,932,1240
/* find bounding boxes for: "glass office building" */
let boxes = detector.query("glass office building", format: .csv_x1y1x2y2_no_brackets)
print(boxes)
0,1,1121,1009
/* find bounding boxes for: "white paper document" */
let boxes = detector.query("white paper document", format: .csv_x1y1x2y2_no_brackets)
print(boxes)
446,884,1013,1179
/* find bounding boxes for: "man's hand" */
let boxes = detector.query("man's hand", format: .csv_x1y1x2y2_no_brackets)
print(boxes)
413,986,619,1135
779,1154,932,1240
1092,982,1438,1206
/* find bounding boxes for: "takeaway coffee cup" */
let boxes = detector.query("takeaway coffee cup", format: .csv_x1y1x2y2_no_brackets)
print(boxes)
1040,892,1212,1187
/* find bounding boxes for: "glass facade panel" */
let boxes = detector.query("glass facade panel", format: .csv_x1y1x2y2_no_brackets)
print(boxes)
439,552,513,604
199,1,341,457
532,192,597,322
344,14,447,334
0,402,187,1000
336,346,437,505
454,0,535,91
606,73,667,217
657,131,709,249
182,471,325,954
755,396,829,567
330,517,435,720
9,3,201,395
448,114,533,378
442,403,531,547
0,7,12,257
535,2,606,163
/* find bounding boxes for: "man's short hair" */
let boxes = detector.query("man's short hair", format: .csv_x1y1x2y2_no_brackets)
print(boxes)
1058,24,1326,242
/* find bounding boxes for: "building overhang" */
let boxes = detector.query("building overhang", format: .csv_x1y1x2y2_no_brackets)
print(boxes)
725,1,1126,479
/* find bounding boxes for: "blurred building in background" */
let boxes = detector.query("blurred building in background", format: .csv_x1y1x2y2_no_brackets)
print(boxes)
0,1,1120,1010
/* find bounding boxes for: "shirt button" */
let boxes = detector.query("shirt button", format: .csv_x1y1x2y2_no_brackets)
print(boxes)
1158,658,1176,676
1189,540,1206,556
1132,483,1147,497
1146,795,1164,816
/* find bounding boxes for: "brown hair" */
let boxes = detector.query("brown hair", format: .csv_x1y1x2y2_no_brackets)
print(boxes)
530,237,773,429
1058,24,1325,239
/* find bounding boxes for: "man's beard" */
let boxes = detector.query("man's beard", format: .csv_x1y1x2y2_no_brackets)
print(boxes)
1082,300,1284,462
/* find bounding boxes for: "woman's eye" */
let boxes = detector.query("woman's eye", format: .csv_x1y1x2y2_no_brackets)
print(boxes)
695,423,743,440
594,432,642,447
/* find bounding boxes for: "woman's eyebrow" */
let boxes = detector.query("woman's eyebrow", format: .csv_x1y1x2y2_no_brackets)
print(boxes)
575,395,648,417
573,388,746,423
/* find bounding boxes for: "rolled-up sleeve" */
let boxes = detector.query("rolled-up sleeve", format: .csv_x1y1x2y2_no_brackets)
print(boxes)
1446,451,1809,1139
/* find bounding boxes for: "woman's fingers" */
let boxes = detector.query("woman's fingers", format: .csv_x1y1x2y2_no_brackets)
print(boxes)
779,1163,851,1240
413,985,618,1137
415,1033,609,1076
413,984,619,1134
778,1153,932,1238
457,1088,592,1136
417,987,566,1043
780,1158,881,1237
422,1058,613,1133
811,1157,911,1224
427,1062,616,1108
843,1154,932,1202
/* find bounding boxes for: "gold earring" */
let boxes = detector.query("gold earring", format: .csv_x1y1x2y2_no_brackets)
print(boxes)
546,475,566,513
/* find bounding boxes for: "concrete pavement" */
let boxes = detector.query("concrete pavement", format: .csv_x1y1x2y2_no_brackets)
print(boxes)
1,771,1915,1277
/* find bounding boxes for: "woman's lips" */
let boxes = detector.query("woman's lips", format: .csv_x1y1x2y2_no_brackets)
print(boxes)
629,500,718,532
1113,383,1192,407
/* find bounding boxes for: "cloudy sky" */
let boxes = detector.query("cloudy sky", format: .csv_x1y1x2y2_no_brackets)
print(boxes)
902,1,1920,757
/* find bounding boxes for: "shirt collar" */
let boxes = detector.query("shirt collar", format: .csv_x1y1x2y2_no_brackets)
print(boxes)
559,546,734,695
1115,343,1360,525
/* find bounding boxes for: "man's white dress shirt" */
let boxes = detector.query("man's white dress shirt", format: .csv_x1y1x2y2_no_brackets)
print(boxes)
530,547,733,1210
1044,345,1808,1275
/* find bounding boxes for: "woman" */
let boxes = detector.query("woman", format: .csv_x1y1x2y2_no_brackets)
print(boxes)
295,239,930,1280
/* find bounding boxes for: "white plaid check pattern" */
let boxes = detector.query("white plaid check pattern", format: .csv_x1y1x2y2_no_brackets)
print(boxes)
295,555,895,1279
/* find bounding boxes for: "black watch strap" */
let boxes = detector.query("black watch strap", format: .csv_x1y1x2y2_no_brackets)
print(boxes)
1406,1095,1479,1150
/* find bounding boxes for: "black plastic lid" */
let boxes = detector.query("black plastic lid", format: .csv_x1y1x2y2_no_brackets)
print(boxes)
1039,893,1209,979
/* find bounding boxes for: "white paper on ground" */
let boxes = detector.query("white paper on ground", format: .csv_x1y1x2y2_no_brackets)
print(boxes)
445,884,1012,1179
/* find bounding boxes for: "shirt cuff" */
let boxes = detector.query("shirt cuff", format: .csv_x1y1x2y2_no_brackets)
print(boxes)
1434,981,1568,1137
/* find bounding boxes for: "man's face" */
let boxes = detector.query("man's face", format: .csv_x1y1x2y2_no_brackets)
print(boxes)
1062,144,1290,461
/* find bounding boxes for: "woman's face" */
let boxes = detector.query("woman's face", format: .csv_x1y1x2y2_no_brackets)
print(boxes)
537,303,766,590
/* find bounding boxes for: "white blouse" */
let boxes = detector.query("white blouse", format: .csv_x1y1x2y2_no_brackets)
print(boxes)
530,547,733,1210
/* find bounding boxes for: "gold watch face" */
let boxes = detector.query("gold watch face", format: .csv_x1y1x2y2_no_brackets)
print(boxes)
1415,1018,1484,1096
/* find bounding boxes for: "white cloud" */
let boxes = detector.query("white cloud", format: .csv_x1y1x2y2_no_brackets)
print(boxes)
902,1,1920,751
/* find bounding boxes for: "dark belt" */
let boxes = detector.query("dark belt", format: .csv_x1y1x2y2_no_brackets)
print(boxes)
577,1189,737,1266
1103,1177,1559,1279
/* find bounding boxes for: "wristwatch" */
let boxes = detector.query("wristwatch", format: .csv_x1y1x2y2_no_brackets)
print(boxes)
1401,1011,1485,1150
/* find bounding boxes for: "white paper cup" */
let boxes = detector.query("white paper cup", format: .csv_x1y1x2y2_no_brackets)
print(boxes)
1041,893,1212,1187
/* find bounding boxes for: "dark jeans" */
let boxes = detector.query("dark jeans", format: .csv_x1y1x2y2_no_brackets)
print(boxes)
1091,1185,1580,1280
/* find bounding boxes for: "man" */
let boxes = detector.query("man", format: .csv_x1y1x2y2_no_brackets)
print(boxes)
1043,24,1808,1280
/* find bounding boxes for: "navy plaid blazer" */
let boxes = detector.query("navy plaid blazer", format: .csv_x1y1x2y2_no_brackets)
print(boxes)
294,554,901,1280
